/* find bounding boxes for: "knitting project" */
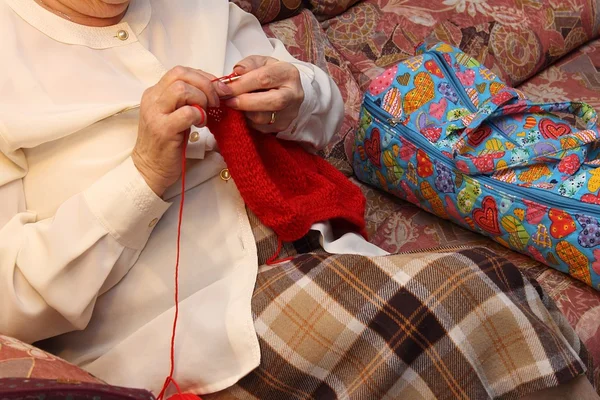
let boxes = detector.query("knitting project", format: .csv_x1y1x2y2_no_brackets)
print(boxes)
206,106,367,243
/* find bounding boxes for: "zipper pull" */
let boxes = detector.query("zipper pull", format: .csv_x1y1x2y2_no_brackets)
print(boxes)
387,117,403,126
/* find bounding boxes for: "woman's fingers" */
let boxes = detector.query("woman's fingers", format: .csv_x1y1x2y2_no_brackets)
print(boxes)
246,106,298,133
226,62,296,97
156,81,210,114
232,55,279,75
225,88,292,112
154,66,230,108
222,59,304,135
132,65,220,196
168,105,206,133
245,111,275,126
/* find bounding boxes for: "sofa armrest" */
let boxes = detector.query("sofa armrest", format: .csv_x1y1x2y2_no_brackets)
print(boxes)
0,334,101,383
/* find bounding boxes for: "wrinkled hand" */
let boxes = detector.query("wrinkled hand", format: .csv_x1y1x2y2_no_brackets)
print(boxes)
224,56,304,133
132,66,232,197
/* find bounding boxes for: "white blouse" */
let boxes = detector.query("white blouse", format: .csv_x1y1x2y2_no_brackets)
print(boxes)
0,0,387,395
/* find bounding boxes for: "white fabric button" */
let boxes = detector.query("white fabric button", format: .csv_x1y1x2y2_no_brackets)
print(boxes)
189,131,200,143
148,218,158,227
116,30,129,41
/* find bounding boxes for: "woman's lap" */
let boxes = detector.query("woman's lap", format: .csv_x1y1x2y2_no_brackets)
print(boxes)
206,215,593,399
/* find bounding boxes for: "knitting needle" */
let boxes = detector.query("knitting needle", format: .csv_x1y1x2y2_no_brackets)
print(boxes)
215,75,241,84
212,72,241,84
98,73,239,122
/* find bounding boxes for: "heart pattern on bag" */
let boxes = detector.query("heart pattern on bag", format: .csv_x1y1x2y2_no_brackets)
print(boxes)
417,150,434,177
396,73,410,86
368,65,398,96
421,127,442,142
424,60,444,78
539,118,572,139
576,215,600,248
399,136,417,161
473,196,502,235
582,192,600,205
429,98,448,121
365,128,382,168
438,82,459,104
403,72,435,114
523,200,547,224
557,154,581,175
549,209,576,239
456,69,475,86
467,125,492,147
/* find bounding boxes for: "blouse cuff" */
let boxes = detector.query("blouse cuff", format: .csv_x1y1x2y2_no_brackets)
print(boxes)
83,157,171,250
276,64,318,148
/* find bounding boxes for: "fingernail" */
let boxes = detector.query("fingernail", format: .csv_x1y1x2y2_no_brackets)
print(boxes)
233,64,245,72
218,81,233,95
224,98,238,108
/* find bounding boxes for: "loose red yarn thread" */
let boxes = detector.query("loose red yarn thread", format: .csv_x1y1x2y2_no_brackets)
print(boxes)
156,78,234,400
156,135,201,400
265,238,294,265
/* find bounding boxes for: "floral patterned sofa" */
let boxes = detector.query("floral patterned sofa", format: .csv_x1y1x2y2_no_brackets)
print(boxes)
2,0,600,394
253,0,600,385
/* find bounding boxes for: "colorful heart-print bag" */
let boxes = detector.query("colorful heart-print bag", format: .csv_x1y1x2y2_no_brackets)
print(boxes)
353,41,600,289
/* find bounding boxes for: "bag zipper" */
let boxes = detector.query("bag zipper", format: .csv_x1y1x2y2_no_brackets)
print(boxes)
429,52,476,113
429,51,521,147
363,98,600,216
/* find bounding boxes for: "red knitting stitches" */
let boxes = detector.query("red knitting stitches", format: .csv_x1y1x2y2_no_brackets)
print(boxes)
206,106,367,243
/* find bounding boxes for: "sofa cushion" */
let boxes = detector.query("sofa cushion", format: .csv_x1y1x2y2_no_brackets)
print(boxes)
263,9,363,174
0,334,101,383
519,38,600,112
322,0,600,90
231,0,303,24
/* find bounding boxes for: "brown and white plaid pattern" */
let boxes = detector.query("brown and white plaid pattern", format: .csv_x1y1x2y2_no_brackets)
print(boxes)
206,213,593,399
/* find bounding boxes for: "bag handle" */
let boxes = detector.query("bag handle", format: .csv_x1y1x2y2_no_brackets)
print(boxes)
443,90,600,176
463,98,597,134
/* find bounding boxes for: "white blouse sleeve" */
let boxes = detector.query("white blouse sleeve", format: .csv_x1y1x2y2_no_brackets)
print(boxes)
0,148,171,343
227,4,344,151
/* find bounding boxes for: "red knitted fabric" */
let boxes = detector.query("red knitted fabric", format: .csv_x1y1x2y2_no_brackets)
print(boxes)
206,106,367,243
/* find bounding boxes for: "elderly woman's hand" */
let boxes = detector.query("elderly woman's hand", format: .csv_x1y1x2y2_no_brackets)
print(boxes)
224,56,304,133
132,66,232,197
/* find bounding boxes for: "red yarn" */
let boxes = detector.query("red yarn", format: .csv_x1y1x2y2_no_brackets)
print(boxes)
265,238,294,265
156,140,202,400
168,394,204,400
206,106,367,244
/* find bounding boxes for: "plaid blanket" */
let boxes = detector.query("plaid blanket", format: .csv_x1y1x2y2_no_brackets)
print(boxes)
206,213,592,400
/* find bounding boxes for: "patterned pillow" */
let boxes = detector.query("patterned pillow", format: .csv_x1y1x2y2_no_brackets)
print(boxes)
305,0,362,17
322,0,600,89
0,335,100,382
230,0,303,24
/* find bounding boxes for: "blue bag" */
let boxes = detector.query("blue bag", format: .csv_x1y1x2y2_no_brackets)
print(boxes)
353,41,600,289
